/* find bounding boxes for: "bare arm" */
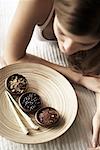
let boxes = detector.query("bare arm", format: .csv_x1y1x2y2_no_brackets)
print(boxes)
91,92,100,148
4,0,53,64
96,93,100,113
10,51,100,94
9,53,82,83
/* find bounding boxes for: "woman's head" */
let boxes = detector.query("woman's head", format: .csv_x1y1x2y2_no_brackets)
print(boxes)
54,0,100,55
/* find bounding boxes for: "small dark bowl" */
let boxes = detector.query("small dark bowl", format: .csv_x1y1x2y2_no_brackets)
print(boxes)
35,107,60,128
18,92,42,114
5,73,28,96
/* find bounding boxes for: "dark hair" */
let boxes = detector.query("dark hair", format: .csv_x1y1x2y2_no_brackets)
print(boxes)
55,0,100,38
55,0,100,76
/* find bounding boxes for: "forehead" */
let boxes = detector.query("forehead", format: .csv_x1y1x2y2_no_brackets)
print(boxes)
54,15,99,44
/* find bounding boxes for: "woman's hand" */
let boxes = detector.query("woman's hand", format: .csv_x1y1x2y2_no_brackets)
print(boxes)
88,146,100,150
88,111,100,150
92,111,100,148
79,77,100,149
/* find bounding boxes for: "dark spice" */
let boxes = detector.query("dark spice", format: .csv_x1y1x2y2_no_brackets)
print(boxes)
36,107,60,127
6,74,28,95
19,92,42,113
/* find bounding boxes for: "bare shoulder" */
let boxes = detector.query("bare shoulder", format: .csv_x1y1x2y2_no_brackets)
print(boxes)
15,0,54,25
4,0,54,64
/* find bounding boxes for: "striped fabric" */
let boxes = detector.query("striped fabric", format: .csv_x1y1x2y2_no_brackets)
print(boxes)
27,39,69,67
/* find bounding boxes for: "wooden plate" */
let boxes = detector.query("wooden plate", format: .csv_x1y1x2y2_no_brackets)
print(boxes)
0,63,78,144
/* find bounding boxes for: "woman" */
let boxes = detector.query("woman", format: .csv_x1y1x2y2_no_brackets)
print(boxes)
4,0,100,148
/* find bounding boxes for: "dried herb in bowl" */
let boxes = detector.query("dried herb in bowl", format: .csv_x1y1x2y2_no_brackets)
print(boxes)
35,107,60,128
5,74,28,96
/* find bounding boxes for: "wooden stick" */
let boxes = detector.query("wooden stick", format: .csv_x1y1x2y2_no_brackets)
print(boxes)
5,91,29,135
5,90,39,130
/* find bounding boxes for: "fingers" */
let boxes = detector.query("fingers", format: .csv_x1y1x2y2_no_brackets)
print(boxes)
88,146,100,150
92,126,99,147
92,117,99,147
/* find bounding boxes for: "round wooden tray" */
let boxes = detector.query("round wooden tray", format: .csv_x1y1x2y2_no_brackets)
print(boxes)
0,63,78,144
